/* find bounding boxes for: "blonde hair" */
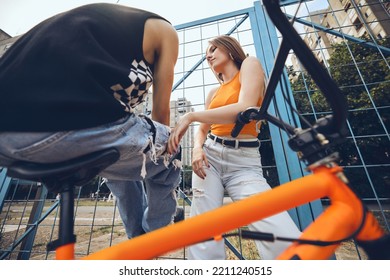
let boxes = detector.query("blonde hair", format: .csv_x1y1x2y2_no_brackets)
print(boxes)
207,35,248,82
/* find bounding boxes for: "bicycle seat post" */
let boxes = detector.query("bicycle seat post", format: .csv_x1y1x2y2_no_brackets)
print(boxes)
49,183,77,260
59,185,74,246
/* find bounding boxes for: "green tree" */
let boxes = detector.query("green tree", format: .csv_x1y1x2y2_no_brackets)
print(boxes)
181,165,193,192
328,37,390,109
288,37,390,198
290,37,389,112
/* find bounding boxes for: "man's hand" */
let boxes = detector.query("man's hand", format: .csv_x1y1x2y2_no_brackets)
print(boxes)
167,113,192,155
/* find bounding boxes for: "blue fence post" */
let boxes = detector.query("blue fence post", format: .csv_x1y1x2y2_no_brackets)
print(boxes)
0,168,11,215
17,182,49,260
250,1,324,230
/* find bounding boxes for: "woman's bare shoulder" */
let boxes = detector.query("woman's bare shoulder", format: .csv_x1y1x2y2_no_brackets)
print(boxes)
241,56,265,77
242,56,262,68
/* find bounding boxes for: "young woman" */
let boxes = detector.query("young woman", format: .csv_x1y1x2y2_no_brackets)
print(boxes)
0,3,181,238
168,35,301,259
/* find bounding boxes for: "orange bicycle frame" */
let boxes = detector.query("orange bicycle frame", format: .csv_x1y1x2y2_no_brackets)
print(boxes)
73,163,385,260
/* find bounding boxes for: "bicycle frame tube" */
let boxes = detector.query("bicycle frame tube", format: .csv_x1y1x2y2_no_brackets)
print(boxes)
57,243,75,260
79,164,384,260
263,0,348,134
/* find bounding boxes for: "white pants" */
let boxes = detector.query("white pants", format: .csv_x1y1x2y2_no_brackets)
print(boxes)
188,137,301,260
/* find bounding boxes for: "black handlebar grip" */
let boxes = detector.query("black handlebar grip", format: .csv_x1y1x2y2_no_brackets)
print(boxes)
231,112,250,137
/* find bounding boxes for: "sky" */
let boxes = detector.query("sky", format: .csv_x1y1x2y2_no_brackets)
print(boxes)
0,1,330,36
0,0,261,36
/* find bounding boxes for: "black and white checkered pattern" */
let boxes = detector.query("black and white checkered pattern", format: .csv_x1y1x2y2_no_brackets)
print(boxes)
110,59,153,113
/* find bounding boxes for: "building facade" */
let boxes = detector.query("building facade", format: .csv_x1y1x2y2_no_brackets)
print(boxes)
0,30,19,58
291,0,389,71
170,98,194,167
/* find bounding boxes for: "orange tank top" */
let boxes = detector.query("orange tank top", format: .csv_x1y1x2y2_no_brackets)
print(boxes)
208,72,262,137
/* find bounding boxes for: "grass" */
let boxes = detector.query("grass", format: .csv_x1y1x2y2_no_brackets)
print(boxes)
226,237,260,260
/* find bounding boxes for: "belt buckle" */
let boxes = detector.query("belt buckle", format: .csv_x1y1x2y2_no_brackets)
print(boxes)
221,139,226,147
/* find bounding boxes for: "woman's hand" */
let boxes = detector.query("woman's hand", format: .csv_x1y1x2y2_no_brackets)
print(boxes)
192,146,209,179
167,113,193,155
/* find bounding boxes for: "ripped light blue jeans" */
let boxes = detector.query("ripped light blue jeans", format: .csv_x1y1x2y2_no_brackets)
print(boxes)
0,114,181,237
188,137,301,260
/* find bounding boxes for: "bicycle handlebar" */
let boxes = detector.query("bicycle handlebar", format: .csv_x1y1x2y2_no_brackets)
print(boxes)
231,108,260,137
232,0,348,141
264,0,348,129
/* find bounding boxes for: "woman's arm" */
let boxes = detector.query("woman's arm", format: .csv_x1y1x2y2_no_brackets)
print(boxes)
190,89,214,178
168,56,265,152
191,122,210,179
189,57,264,124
